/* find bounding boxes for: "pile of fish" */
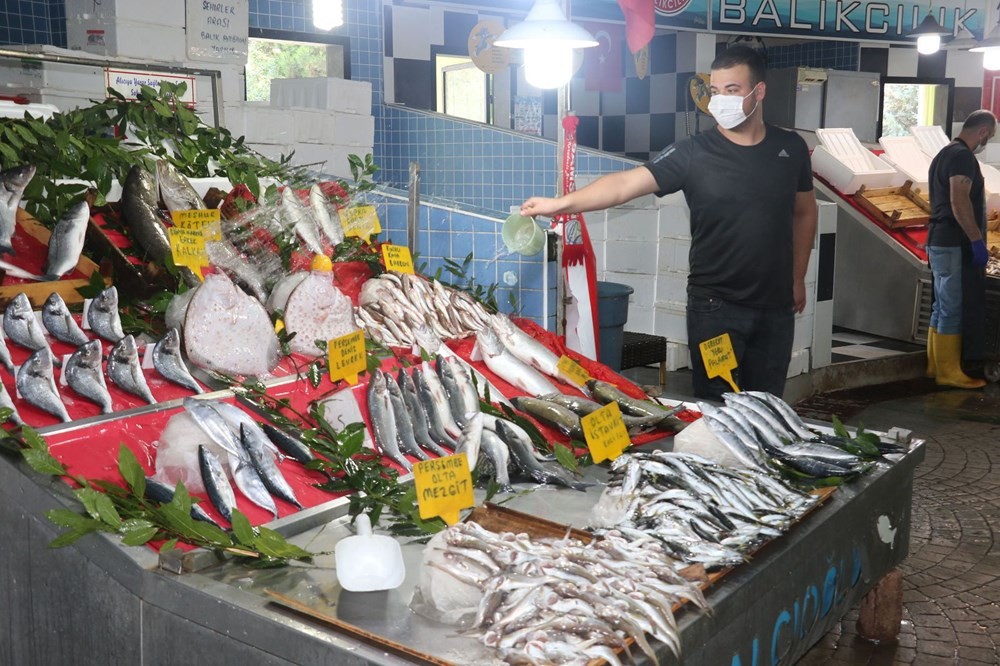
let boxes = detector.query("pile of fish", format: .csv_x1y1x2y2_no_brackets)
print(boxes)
153,398,316,525
0,287,203,423
417,521,709,665
591,451,819,570
366,359,585,491
357,272,492,348
697,391,897,480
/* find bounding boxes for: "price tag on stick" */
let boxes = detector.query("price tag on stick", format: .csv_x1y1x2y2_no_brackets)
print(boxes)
581,402,630,464
341,205,381,240
381,243,414,274
698,333,740,393
557,355,591,387
413,454,475,525
328,330,366,385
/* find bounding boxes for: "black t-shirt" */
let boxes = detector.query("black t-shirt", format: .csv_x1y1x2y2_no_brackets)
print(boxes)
643,125,813,309
927,139,985,247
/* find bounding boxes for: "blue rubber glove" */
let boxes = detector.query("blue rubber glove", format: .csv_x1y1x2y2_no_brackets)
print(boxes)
972,239,989,268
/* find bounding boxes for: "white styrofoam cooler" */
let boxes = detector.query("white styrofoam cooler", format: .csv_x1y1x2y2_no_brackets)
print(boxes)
911,125,950,158
66,17,186,63
878,135,931,190
65,0,186,27
269,78,373,115
0,100,60,120
0,59,105,95
812,128,903,194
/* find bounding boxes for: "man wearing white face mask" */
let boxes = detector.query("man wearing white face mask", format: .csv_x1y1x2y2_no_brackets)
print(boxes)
925,110,997,389
519,45,817,400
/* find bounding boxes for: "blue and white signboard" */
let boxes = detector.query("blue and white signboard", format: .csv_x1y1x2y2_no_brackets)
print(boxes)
655,0,712,31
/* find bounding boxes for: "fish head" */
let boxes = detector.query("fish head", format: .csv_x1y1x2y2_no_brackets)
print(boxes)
476,327,503,355
383,373,401,397
95,286,119,311
8,292,31,318
410,323,440,353
43,292,67,317
369,368,386,391
64,200,90,223
26,348,53,375
397,367,414,391
80,339,104,365
2,164,36,192
112,334,139,362
161,327,181,348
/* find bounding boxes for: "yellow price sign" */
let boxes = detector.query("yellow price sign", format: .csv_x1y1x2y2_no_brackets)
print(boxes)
340,205,381,240
327,330,366,385
381,243,414,274
699,333,740,393
413,454,474,525
171,208,222,241
581,402,630,464
556,355,591,387
168,226,208,280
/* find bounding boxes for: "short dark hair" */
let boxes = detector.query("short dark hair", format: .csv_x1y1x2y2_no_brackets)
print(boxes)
711,45,767,85
963,109,997,132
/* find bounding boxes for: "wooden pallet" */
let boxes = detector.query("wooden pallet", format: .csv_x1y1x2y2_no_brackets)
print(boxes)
853,180,931,229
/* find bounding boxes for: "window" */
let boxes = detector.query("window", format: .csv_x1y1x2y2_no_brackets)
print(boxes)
245,28,351,102
435,54,491,124
879,77,953,139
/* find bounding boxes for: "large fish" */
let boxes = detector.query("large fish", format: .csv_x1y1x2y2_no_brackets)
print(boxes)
196,445,236,524
309,183,344,246
184,397,241,458
43,200,89,280
384,372,431,461
86,285,125,343
107,335,156,404
151,328,202,394
479,428,513,491
279,187,324,255
155,160,205,212
490,313,563,380
475,327,559,397
41,292,89,346
511,396,584,440
412,366,460,447
0,164,35,255
436,355,480,427
454,412,484,471
397,368,449,457
494,420,587,490
367,369,411,471
64,340,113,414
410,322,511,407
16,348,70,422
282,272,358,357
227,442,279,519
4,293,51,352
239,423,302,508
588,379,688,430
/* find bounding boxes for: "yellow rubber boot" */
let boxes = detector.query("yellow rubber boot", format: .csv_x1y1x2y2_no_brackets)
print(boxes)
925,327,936,378
934,333,986,389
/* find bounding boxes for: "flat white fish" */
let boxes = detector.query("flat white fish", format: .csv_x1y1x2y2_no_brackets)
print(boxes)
283,271,357,357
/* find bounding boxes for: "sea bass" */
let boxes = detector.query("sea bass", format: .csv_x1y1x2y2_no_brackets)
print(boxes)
398,368,449,457
107,334,156,404
367,369,412,471
280,187,324,255
155,159,205,212
41,292,89,346
151,328,202,394
64,339,113,414
4,293,50,353
309,183,344,246
385,372,431,461
16,348,70,422
43,200,89,279
86,285,125,343
0,164,35,255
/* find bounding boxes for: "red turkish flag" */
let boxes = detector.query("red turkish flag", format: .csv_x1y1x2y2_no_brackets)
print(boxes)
581,21,623,93
618,0,654,54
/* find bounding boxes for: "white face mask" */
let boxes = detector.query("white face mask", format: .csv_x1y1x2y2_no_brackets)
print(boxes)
708,85,760,130
974,137,988,155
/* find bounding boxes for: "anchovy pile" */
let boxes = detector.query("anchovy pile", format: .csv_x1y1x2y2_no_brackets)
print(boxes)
428,521,709,665
356,273,491,347
595,451,819,570
699,391,892,480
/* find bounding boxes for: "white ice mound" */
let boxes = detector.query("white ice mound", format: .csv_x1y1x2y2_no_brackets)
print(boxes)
284,271,358,357
184,272,280,375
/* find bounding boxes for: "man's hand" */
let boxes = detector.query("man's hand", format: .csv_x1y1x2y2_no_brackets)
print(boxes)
793,279,807,314
520,197,563,218
972,239,989,268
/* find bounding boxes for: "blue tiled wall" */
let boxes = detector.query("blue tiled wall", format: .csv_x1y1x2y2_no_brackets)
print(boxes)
766,40,861,71
0,0,67,48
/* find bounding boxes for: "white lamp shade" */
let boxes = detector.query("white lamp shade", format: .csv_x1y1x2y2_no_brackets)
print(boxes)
494,0,598,49
983,48,1000,70
313,0,343,30
524,45,574,89
917,34,941,54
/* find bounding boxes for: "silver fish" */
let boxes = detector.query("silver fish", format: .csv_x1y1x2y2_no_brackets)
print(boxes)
744,390,818,441
385,372,431,461
0,381,23,425
0,321,15,374
479,429,513,491
227,444,279,519
204,240,269,303
0,164,35,255
309,183,344,246
197,445,236,523
43,200,89,279
454,412,484,471
152,328,202,394
239,423,302,508
494,420,587,490
155,160,205,212
475,326,559,397
280,187,324,255
436,355,479,427
367,369,411,471
4,293,50,352
415,363,462,442
64,340,113,414
397,368,449,457
184,397,241,458
41,292,89,346
723,392,796,441
511,396,584,440
86,286,125,343
107,335,156,404
588,379,687,430
16,348,69,421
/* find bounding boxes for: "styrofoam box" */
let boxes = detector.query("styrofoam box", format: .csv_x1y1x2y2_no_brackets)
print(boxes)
911,125,949,158
270,78,373,115
21,89,96,113
0,59,105,94
877,136,931,189
813,128,903,194
66,0,186,28
293,109,375,147
239,104,294,143
0,100,60,120
67,18,186,63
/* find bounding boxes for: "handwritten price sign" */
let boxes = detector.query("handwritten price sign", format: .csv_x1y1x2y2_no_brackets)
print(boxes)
557,355,591,387
698,333,740,393
381,243,414,274
340,205,381,240
328,330,366,385
413,454,474,525
581,402,630,464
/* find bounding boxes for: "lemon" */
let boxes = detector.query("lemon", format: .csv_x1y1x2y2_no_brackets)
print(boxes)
311,254,333,272
274,319,285,334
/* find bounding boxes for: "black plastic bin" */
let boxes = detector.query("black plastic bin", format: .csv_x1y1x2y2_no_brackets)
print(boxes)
597,281,634,371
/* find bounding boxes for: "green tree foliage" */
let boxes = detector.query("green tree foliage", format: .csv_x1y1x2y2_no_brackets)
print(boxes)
882,84,919,137
246,40,329,102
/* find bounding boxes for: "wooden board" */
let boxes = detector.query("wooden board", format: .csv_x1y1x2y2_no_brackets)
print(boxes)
854,181,930,229
4,209,110,309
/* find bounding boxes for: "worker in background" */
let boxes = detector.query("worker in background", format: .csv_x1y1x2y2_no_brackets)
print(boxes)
926,110,997,389
518,45,817,400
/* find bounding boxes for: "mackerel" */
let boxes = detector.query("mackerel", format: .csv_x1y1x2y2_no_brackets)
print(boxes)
260,423,314,464
227,442,279,519
723,392,796,441
144,476,221,528
41,292,89,346
64,340,113,414
183,397,242,458
198,444,237,522
239,423,302,508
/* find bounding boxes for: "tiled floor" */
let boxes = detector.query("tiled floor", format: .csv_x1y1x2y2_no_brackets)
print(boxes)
831,327,925,365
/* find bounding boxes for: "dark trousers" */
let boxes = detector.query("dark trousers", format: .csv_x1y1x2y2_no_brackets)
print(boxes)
687,294,795,400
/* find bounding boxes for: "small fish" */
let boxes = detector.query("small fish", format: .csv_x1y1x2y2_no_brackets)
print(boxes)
0,164,36,255
107,335,156,404
16,348,69,422
239,424,302,508
151,328,202,394
260,423,314,465
198,445,237,523
64,340,113,414
0,323,15,374
144,477,221,528
4,293,50,352
0,381,24,425
86,286,125,343
43,200,89,279
41,292,89,346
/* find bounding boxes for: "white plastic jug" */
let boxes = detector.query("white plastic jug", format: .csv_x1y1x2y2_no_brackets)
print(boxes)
334,513,406,592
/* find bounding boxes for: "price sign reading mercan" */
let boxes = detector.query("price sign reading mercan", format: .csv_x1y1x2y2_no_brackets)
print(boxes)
581,402,630,464
698,333,740,393
381,244,414,274
327,330,366,385
413,454,474,525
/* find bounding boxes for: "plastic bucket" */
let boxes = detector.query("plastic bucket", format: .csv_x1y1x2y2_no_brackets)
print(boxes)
501,214,546,256
597,281,634,371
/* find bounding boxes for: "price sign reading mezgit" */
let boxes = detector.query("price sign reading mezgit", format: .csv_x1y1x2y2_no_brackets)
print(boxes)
413,454,474,525
381,244,414,274
581,401,630,464
327,330,366,385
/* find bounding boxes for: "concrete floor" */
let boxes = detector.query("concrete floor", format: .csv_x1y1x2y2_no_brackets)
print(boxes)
623,364,1000,665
